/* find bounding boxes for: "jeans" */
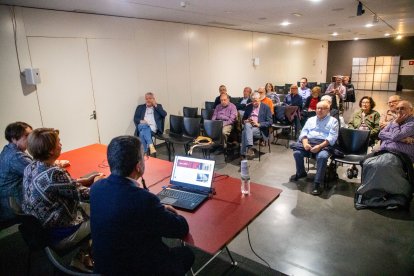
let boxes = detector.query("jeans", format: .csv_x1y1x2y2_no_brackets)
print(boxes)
240,123,261,155
138,124,153,153
293,149,330,184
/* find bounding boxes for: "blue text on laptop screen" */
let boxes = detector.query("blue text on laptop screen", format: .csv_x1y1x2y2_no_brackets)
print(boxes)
170,156,215,189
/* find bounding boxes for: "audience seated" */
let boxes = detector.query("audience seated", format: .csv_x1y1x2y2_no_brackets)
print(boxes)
133,92,167,156
325,75,346,111
342,76,355,103
90,136,194,275
380,95,401,129
22,128,102,271
258,87,274,115
240,92,272,159
236,86,252,117
298,77,311,103
348,96,380,144
265,82,280,105
214,85,231,109
301,86,321,126
283,84,303,109
212,93,237,148
378,100,414,162
320,94,340,123
291,101,339,195
0,122,32,221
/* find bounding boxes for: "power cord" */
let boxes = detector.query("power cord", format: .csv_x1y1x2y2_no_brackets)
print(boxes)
246,226,272,270
147,175,171,189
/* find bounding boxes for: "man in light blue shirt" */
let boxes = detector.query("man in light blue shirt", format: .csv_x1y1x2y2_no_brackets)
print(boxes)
298,77,311,104
291,101,339,195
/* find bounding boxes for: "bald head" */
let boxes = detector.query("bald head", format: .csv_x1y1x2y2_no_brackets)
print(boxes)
316,101,330,119
397,100,413,115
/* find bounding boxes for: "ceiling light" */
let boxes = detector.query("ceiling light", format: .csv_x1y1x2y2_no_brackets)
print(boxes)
373,14,379,23
384,33,390,37
331,32,338,36
354,37,359,40
396,35,403,39
280,21,291,26
291,13,302,17
365,23,373,28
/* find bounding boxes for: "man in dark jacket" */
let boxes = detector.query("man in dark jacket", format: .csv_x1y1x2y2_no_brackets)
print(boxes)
240,91,272,158
133,92,167,155
90,136,194,275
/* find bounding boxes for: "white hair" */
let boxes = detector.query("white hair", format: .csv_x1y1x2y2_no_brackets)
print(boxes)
251,92,260,100
321,95,332,103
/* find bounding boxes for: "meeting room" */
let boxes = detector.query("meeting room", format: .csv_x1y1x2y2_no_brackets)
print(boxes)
1,0,414,275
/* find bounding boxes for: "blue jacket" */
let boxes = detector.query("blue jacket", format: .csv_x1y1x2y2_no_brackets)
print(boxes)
242,103,273,137
284,93,303,109
134,104,167,135
90,174,189,275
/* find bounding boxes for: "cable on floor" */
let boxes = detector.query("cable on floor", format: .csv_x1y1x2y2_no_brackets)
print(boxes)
246,226,273,270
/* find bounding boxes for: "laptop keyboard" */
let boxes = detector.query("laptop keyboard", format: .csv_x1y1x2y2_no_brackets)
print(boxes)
158,189,205,202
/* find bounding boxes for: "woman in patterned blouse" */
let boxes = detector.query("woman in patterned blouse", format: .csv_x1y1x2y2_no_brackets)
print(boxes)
22,128,102,250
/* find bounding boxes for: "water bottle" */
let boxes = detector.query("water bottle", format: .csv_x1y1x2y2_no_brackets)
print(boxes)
241,175,251,195
240,160,250,195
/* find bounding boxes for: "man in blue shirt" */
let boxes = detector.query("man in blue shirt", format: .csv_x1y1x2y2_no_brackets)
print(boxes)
284,84,303,109
298,77,311,104
90,136,194,275
291,101,339,195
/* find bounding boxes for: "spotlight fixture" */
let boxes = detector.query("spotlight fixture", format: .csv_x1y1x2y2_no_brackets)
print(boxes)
357,1,365,16
373,14,379,23
384,33,390,37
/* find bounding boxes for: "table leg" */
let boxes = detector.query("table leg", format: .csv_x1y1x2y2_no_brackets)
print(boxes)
190,246,237,276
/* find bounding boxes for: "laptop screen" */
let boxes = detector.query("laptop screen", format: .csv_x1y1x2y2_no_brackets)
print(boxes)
170,156,215,193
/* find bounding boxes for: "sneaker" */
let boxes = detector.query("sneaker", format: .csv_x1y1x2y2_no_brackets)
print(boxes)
70,250,94,273
311,182,322,195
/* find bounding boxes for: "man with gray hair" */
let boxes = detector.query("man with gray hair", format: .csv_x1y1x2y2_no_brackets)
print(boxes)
291,101,339,195
240,91,272,158
90,135,194,275
380,95,401,129
134,92,167,156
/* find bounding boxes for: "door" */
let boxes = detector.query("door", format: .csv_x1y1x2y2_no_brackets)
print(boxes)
28,37,100,151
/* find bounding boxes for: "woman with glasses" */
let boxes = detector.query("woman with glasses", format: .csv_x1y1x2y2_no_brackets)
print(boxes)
348,96,380,144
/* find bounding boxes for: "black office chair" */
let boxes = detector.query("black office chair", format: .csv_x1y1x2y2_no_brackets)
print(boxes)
18,214,96,275
162,115,188,161
272,105,298,148
205,101,215,111
189,120,225,160
275,85,285,94
332,128,371,180
183,107,198,118
201,108,214,121
182,117,201,153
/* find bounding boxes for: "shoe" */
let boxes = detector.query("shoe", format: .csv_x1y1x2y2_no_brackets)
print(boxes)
246,147,254,157
149,144,157,155
290,172,307,181
70,250,94,273
311,183,322,195
259,141,266,147
346,168,353,179
352,166,359,178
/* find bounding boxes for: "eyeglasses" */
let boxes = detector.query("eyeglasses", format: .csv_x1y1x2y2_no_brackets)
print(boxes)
361,101,370,105
316,107,329,110
396,107,406,111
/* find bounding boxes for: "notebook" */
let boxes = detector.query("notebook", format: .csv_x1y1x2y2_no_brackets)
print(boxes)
156,155,215,211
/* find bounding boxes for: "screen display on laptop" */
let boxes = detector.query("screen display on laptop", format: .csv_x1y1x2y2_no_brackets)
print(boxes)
170,156,215,192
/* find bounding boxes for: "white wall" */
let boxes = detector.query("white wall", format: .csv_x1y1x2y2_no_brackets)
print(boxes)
0,6,328,150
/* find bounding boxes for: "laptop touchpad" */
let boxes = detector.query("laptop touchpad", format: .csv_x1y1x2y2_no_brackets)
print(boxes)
161,197,177,205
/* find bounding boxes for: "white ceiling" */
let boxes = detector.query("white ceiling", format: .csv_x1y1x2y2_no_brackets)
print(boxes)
2,0,414,41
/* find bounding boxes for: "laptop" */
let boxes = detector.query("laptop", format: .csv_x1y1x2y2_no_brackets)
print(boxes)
156,155,215,211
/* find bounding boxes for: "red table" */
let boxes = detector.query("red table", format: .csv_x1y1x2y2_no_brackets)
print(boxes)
59,144,282,273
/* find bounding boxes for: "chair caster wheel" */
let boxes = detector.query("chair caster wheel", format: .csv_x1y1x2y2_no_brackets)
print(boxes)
347,168,354,179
